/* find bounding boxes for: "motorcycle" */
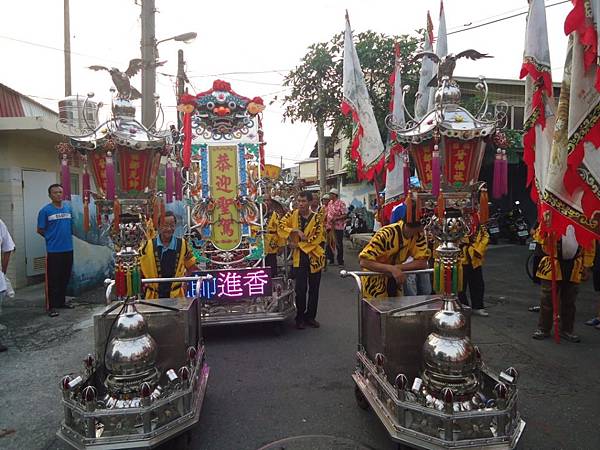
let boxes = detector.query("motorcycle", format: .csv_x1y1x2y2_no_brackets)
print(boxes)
503,201,530,244
486,207,502,245
345,208,368,237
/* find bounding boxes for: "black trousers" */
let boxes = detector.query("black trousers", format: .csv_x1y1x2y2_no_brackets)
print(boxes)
539,280,578,333
334,229,344,264
265,253,278,275
458,264,485,310
45,251,73,310
294,265,321,322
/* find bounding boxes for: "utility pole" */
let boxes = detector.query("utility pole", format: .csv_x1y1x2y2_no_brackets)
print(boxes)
141,0,156,129
63,0,71,96
316,121,327,197
176,49,185,129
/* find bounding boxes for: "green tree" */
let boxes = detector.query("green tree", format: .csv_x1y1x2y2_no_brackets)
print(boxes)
277,30,422,146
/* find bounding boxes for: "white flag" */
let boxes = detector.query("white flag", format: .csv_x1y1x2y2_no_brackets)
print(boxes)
427,1,448,112
415,11,435,119
341,11,385,180
520,0,554,209
386,44,406,201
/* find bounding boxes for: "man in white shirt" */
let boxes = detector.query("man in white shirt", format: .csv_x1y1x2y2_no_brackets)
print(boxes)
0,218,16,352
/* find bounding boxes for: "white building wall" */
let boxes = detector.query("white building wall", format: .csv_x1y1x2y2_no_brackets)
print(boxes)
0,131,62,288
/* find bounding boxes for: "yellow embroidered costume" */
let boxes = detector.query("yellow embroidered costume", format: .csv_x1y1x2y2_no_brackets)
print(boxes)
534,229,595,283
140,237,197,299
460,226,490,268
277,209,325,273
359,221,429,298
264,212,286,255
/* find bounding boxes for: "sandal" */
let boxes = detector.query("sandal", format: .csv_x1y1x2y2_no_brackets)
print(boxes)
584,317,600,326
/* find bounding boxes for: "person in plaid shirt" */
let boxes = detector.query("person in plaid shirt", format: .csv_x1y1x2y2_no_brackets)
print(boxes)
325,189,347,266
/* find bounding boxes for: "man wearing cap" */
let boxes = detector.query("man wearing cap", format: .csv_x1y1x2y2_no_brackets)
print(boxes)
325,188,347,266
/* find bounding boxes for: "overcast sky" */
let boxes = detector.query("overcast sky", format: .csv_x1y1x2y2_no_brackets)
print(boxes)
1,0,571,166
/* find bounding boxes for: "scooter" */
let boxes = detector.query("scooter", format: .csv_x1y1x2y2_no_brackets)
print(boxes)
345,209,368,237
486,207,502,245
504,201,530,244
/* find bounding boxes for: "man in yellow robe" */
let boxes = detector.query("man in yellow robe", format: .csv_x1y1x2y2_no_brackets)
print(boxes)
140,211,197,299
278,191,325,329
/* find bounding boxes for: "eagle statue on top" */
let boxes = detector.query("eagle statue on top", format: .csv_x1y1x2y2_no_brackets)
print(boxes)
413,49,492,87
88,58,165,100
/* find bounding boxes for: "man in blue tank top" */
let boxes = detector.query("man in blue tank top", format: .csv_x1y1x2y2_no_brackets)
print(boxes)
37,184,74,317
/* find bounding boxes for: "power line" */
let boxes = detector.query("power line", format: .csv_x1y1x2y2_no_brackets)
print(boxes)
447,0,569,36
0,35,121,65
186,69,288,77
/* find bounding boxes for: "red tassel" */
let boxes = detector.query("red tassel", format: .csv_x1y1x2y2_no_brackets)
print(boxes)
152,197,160,230
479,190,489,223
183,112,192,169
165,162,174,204
501,150,509,196
492,150,502,199
405,192,413,223
83,202,90,233
549,234,560,344
60,156,71,200
106,152,116,200
82,170,90,201
403,152,410,195
96,205,103,227
432,145,440,197
113,200,121,232
175,169,183,201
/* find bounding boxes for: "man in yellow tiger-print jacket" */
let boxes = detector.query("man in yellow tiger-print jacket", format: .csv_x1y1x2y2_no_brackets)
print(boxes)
458,217,490,316
359,217,429,299
278,191,325,329
532,226,595,343
263,195,286,274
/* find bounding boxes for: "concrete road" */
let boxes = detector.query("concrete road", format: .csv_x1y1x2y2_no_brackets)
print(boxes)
1,243,599,449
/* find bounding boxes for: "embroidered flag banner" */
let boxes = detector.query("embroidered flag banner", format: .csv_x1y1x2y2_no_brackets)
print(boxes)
545,25,600,244
520,0,555,219
341,11,385,181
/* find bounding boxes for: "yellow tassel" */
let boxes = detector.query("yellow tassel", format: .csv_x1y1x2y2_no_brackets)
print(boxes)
405,192,413,223
479,190,489,223
415,195,422,220
153,197,160,230
160,198,165,224
437,191,445,218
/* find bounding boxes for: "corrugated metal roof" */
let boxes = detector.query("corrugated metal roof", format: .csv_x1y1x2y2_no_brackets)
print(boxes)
0,83,57,118
0,84,24,117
